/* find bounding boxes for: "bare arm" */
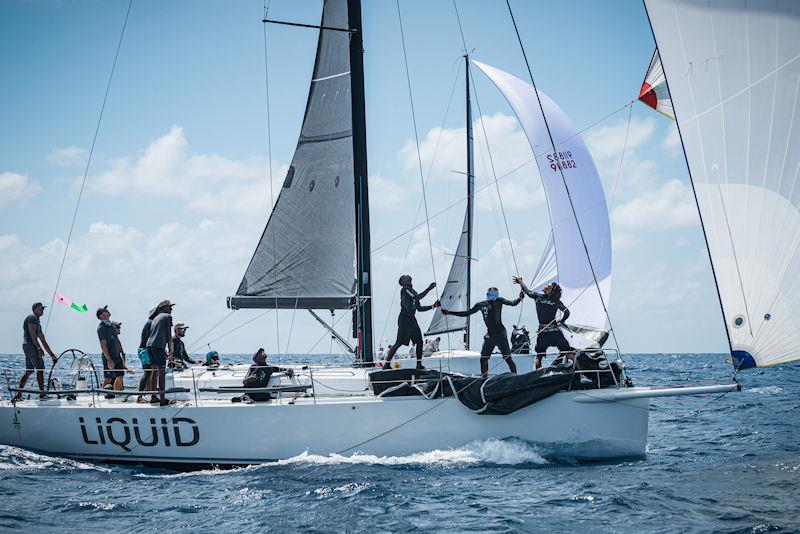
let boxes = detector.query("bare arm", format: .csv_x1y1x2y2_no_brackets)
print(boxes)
100,339,114,369
37,331,56,361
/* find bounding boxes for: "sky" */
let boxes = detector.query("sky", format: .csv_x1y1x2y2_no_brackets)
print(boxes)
0,0,729,356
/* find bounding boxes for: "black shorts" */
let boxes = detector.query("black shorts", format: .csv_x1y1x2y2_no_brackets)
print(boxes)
23,344,44,370
535,330,573,355
104,355,124,380
395,316,423,347
148,347,167,368
480,330,511,357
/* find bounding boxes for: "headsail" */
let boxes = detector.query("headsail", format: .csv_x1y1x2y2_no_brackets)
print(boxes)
473,60,612,347
645,0,800,369
639,48,675,119
427,211,471,335
229,0,356,310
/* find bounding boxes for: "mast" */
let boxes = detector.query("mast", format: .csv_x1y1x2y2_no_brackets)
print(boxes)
464,55,474,349
348,0,374,363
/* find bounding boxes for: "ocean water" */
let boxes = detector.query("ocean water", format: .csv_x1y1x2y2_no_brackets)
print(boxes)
0,352,798,533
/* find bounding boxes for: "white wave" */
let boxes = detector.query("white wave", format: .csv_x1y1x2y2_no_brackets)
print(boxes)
0,445,110,472
135,463,267,479
746,386,784,394
278,438,548,466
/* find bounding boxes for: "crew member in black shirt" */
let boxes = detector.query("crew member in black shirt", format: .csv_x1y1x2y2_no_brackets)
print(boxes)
170,323,201,370
15,302,57,400
442,287,523,377
514,277,574,369
383,275,439,370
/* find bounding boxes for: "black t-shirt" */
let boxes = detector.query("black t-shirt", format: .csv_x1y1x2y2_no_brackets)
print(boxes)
97,321,121,360
399,285,435,319
448,297,521,336
531,292,570,328
23,313,40,346
139,320,152,349
172,336,192,364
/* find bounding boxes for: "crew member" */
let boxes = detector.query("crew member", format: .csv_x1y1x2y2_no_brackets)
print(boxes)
16,302,57,400
383,275,439,370
442,287,522,377
146,299,175,406
170,323,201,370
514,278,583,377
97,306,125,393
236,349,294,403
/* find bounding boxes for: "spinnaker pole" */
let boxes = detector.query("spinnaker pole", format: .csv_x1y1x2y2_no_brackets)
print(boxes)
465,55,474,349
348,0,374,363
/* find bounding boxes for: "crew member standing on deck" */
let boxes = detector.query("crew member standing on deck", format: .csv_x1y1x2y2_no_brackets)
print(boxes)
15,302,57,400
383,275,439,370
513,277,591,382
442,287,522,377
97,306,125,393
146,299,175,406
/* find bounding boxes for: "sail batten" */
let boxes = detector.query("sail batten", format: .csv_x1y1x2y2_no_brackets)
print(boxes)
229,0,356,310
645,0,800,369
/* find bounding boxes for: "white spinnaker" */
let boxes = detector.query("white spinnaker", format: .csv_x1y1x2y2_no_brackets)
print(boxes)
645,0,800,369
473,61,612,345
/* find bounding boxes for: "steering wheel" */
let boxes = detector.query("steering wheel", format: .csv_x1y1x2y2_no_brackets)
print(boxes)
47,348,100,392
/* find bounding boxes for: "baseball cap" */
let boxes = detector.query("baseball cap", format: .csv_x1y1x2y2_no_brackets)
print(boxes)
96,305,109,319
32,302,46,311
175,323,188,330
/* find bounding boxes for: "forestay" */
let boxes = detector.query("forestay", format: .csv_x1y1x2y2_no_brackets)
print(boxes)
473,61,612,347
645,0,800,369
229,0,356,310
426,211,470,335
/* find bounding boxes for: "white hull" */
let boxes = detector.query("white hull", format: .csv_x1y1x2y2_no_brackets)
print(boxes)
0,390,650,465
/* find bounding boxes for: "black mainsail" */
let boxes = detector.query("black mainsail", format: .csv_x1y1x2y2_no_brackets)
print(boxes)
229,0,374,360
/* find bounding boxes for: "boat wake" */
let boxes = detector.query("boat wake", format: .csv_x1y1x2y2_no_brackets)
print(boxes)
278,438,549,467
0,445,110,472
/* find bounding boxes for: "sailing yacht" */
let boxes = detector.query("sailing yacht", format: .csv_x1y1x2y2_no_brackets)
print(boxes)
2,0,797,467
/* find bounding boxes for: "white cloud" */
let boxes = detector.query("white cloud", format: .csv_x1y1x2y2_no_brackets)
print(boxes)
0,172,41,207
612,179,697,230
48,146,88,167
88,125,281,216
397,112,545,212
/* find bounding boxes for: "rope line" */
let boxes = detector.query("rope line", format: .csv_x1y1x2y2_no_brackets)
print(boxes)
371,99,634,256
45,0,134,332
262,0,281,352
395,0,441,301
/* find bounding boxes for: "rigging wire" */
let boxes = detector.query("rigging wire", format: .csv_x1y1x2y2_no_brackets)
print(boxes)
186,310,236,353
45,0,134,333
202,309,273,348
505,0,621,354
379,62,463,346
262,0,281,353
455,0,524,322
371,97,634,256
395,0,441,303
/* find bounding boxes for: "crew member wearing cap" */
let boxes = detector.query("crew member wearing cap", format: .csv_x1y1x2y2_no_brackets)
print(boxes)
15,302,57,400
146,299,175,406
97,306,125,393
170,323,202,370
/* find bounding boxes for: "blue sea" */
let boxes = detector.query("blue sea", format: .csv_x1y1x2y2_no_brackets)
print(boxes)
0,352,798,533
